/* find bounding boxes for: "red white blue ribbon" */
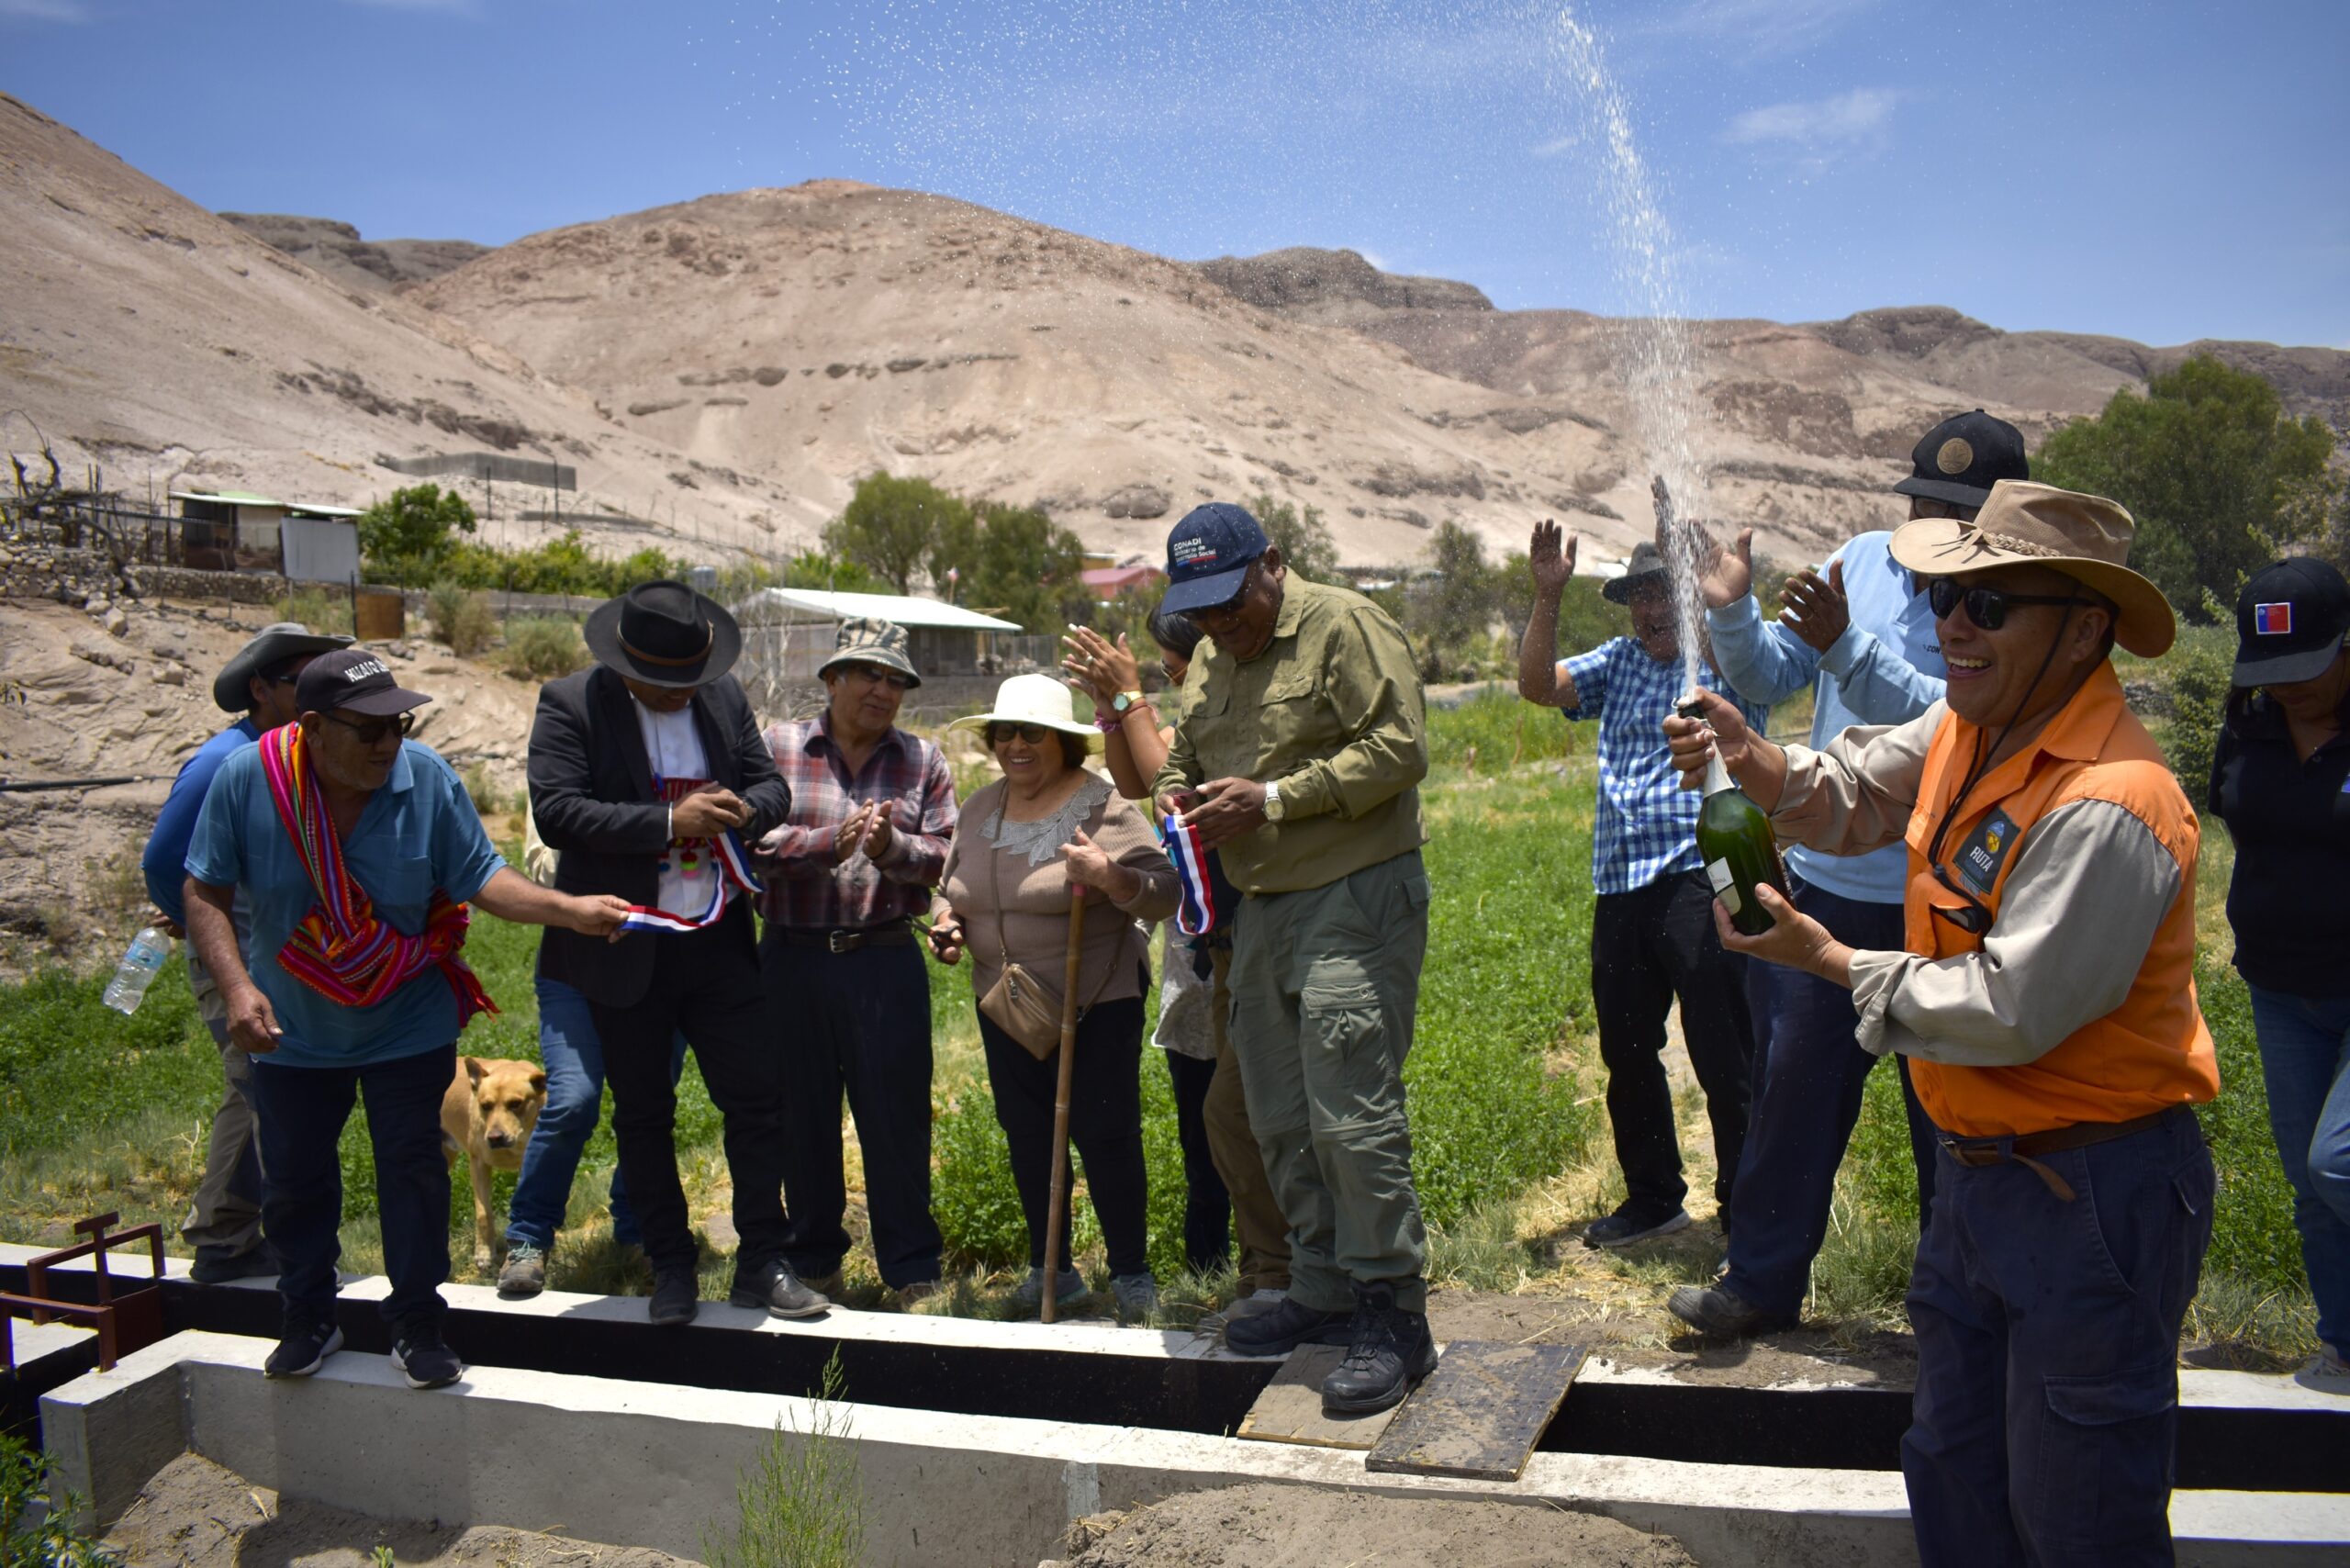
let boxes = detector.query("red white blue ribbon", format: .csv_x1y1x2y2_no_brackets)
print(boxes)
619,827,759,935
1161,812,1219,937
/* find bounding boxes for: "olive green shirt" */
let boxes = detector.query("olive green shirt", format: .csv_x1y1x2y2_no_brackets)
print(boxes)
1154,576,1428,894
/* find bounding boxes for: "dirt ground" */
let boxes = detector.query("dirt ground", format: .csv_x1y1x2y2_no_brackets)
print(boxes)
101,1452,699,1568
1058,1484,1699,1568
1427,1286,1917,1389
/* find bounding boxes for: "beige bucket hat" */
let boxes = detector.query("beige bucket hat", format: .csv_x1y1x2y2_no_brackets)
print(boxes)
1889,479,2177,658
947,673,1102,752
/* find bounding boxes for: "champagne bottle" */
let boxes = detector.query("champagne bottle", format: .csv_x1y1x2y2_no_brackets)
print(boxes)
1683,703,1789,936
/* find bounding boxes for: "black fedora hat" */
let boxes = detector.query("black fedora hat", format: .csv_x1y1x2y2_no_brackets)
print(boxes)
583,580,743,689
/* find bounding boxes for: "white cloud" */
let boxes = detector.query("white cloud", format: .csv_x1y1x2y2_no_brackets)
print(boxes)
1530,134,1580,159
0,0,90,21
1723,86,1898,147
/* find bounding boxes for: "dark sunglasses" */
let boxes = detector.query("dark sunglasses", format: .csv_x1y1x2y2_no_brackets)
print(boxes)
986,722,1053,745
840,662,914,690
1927,577,2088,632
327,711,417,744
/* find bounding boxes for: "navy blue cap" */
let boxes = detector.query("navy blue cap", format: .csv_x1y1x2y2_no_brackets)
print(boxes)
1159,503,1270,615
1893,409,2029,510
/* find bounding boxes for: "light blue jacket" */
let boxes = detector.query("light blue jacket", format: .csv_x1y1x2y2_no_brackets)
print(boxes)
1705,531,1945,904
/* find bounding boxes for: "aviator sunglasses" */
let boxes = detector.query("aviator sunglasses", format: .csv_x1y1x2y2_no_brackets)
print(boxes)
1926,577,2089,632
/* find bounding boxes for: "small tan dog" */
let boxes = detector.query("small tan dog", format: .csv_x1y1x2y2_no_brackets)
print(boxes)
440,1056,548,1271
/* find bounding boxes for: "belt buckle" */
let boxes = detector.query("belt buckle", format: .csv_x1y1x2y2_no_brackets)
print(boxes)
827,929,855,955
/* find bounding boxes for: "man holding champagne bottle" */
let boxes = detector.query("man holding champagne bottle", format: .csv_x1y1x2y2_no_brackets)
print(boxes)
1663,480,2217,1568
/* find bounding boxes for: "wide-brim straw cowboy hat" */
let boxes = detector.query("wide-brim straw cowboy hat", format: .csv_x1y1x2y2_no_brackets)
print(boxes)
947,673,1102,753
1889,480,2177,658
584,579,744,689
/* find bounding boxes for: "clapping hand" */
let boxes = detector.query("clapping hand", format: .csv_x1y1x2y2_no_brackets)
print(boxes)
1779,561,1850,653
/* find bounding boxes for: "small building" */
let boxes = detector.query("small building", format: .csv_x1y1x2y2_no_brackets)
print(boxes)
1080,563,1165,602
732,587,1037,720
171,491,363,583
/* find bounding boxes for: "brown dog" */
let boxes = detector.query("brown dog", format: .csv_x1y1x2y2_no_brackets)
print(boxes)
440,1056,548,1271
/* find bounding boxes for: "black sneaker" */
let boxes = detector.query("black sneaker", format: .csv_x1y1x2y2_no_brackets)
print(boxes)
729,1259,831,1320
649,1267,700,1327
1321,1283,1438,1417
190,1241,279,1284
1581,1205,1693,1249
1667,1283,1795,1339
1223,1295,1351,1358
390,1322,465,1390
263,1320,343,1378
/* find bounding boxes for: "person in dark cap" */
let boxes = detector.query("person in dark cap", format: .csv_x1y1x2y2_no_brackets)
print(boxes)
183,650,632,1390
140,620,351,1285
754,617,957,1305
2207,557,2350,1394
1517,516,1764,1252
1665,408,2028,1340
529,580,819,1327
1148,502,1436,1415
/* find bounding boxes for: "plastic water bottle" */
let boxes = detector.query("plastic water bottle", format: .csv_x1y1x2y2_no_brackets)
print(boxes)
103,926,174,1015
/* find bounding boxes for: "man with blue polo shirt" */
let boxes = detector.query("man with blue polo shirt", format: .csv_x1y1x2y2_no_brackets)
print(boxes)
184,650,630,1389
1517,527,1767,1248
1666,409,2027,1338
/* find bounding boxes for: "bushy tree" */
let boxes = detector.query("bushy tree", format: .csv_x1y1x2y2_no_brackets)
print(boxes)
1405,521,1496,681
824,471,968,593
1248,492,1340,583
956,501,1090,633
2032,355,2339,619
782,548,882,594
359,483,477,586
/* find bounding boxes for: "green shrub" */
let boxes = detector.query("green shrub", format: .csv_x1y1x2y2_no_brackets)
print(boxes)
502,615,588,679
1,1432,117,1566
2159,630,2234,797
425,581,497,656
702,1350,864,1568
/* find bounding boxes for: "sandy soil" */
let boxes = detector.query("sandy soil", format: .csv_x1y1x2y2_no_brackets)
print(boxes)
1058,1484,1699,1568
1428,1287,1917,1390
102,1452,698,1568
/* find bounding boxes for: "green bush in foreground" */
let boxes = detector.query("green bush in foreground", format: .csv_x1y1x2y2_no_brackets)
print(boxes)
1,1433,117,1566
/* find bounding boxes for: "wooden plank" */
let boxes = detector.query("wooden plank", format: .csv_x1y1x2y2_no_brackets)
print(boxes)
1235,1344,1404,1450
1365,1339,1589,1481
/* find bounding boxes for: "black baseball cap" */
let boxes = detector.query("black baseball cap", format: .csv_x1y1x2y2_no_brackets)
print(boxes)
2231,558,2350,688
295,649,433,718
1894,409,2030,510
1159,503,1270,615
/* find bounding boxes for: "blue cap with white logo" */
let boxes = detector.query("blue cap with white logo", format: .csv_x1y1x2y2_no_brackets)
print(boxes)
1159,503,1270,615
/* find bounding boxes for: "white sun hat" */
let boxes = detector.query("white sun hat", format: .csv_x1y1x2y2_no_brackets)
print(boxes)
947,672,1102,752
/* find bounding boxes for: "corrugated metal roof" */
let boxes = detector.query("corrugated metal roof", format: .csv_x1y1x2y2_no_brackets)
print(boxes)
285,504,364,520
170,489,284,508
735,587,1024,633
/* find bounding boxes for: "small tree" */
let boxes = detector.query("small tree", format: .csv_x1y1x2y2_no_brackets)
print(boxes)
964,501,1090,633
825,471,968,594
358,483,478,587
1405,521,1496,680
782,549,882,594
1248,492,1341,583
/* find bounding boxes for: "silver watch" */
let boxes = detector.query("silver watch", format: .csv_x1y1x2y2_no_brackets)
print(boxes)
1262,778,1283,823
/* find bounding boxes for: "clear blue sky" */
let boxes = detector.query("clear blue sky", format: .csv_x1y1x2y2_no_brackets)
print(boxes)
6,0,2344,349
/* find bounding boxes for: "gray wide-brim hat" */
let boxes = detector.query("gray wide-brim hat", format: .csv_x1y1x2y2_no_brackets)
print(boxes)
1603,542,1673,605
818,615,922,688
212,622,355,713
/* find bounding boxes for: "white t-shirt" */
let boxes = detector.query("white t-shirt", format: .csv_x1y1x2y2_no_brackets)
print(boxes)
633,698,734,920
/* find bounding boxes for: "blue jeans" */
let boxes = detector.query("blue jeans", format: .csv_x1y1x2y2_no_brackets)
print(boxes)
2245,984,2350,1358
1903,1107,2213,1568
1724,877,1938,1316
505,977,685,1253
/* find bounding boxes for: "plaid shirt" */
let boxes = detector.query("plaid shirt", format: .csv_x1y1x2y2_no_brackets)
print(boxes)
1558,638,1771,896
756,714,957,930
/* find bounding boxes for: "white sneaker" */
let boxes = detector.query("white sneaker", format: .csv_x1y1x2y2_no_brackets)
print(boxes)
2294,1345,2350,1394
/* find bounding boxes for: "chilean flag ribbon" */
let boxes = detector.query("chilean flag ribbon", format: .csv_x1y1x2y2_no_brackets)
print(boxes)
618,824,759,935
1161,812,1219,937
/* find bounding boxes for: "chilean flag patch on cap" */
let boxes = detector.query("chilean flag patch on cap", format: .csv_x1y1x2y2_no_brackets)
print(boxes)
2254,601,2294,636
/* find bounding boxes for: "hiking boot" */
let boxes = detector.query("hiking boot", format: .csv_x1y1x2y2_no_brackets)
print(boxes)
1667,1282,1795,1339
497,1242,548,1299
1582,1205,1692,1249
1110,1273,1159,1324
390,1322,465,1390
190,1241,278,1284
1221,1287,1290,1322
263,1320,342,1379
1013,1266,1086,1307
649,1267,699,1327
894,1279,943,1309
1223,1295,1350,1358
730,1260,831,1320
1321,1283,1438,1417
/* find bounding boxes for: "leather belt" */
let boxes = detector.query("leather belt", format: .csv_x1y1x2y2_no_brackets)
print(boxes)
1938,1105,2187,1202
778,921,914,955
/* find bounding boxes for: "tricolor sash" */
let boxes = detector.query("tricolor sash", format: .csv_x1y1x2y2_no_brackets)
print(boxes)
258,723,496,1026
1161,812,1220,937
616,774,761,935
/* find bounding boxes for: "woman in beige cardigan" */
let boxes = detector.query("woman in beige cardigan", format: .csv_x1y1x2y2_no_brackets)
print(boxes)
928,675,1178,1318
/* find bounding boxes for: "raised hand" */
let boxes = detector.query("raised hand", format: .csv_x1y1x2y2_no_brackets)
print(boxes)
1529,521,1578,599
1061,625,1143,706
1652,476,1753,610
1779,560,1850,653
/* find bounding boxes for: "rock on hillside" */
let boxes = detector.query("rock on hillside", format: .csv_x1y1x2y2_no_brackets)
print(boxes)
218,213,488,294
1192,247,1494,324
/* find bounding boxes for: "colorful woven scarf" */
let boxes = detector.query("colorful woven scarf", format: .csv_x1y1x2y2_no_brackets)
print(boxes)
258,722,495,1027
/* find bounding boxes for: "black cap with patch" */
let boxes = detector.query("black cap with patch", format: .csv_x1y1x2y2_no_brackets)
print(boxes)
295,649,433,718
1893,409,2030,510
2231,557,2350,688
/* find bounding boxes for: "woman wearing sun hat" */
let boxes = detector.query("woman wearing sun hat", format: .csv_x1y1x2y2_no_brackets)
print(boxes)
1663,479,2220,1566
2208,557,2350,1394
926,674,1179,1319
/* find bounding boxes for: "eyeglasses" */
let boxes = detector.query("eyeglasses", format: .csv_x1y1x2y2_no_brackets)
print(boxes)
1927,577,2088,632
327,711,416,745
985,722,1053,745
1909,497,1967,521
840,663,914,690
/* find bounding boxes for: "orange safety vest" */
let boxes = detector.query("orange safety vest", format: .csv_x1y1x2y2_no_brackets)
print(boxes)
1900,663,2218,1138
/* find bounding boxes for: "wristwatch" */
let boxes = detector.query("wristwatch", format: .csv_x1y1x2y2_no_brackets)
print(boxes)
1262,778,1284,823
1111,689,1146,714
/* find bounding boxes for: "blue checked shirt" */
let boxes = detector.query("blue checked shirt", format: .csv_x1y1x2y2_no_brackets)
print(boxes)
1556,640,1771,896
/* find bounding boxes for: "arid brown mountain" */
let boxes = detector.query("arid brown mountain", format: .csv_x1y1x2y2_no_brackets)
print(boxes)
217,213,487,295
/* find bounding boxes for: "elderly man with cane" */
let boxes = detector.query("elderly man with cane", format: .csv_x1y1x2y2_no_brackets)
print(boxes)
1664,480,2218,1567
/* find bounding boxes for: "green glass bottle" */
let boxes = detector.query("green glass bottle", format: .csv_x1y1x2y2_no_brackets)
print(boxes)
1686,710,1790,937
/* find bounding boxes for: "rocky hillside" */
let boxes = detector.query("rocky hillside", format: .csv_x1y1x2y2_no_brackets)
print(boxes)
217,213,487,294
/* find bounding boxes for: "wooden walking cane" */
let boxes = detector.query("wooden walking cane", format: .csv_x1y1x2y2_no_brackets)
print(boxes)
1039,890,1088,1324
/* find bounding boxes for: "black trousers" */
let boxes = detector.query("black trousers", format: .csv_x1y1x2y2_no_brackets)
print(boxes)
1592,871,1755,1221
760,930,944,1288
979,996,1150,1277
1164,1049,1232,1273
589,900,789,1280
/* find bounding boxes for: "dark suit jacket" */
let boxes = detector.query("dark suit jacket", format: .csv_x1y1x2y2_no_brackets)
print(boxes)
528,665,790,1007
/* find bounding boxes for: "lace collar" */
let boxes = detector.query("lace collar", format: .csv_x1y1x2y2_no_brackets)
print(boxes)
988,772,1112,867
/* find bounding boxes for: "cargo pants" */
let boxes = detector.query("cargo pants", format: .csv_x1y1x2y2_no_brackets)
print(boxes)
1226,848,1430,1314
